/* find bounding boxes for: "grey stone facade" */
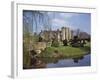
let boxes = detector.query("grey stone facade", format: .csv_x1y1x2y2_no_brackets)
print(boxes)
40,27,73,42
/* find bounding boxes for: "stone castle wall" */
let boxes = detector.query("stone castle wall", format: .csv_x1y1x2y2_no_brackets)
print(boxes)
61,27,73,41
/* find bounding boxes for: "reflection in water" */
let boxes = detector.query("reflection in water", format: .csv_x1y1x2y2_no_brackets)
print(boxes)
73,59,79,63
47,54,90,68
28,54,90,69
30,57,46,68
73,56,84,63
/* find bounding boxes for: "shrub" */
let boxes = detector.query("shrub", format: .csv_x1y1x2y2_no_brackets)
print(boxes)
63,39,68,46
51,40,59,47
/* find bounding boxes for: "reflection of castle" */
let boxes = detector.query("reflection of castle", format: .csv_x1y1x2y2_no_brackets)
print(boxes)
40,27,73,42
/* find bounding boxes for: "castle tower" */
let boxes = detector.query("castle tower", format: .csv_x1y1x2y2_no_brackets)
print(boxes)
61,27,73,41
61,27,66,40
65,27,69,40
68,28,72,40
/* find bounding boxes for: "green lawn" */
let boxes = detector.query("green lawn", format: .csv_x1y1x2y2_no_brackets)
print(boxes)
40,42,90,58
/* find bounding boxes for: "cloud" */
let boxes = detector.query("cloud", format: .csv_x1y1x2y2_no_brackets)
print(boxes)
50,12,83,30
52,18,66,25
59,13,79,19
51,18,74,30
51,18,67,27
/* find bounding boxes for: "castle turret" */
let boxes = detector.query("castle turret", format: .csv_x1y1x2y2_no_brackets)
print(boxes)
61,27,72,41
61,27,66,40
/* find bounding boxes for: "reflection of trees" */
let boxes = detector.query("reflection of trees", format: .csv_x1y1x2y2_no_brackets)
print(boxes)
73,56,84,63
38,57,59,64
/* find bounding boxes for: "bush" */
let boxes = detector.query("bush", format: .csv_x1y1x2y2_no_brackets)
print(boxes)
51,40,59,47
63,39,68,46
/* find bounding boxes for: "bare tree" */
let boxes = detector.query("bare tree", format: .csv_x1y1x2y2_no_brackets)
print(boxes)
23,10,51,34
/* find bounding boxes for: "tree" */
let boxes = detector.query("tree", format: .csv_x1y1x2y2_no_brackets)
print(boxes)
63,39,68,46
51,38,60,47
23,10,51,34
71,36,80,47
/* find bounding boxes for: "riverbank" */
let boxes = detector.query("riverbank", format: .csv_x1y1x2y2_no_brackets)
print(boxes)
23,42,90,68
39,43,90,58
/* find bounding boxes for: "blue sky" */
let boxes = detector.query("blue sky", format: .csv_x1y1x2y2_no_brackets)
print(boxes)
48,12,91,34
23,11,91,34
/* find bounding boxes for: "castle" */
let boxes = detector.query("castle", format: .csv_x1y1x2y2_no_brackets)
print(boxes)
39,27,73,42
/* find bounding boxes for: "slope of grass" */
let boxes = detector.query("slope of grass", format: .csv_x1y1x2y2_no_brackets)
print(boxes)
40,42,90,58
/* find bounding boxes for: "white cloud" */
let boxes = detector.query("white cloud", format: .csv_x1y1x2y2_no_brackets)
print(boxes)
51,18,73,30
52,18,66,25
59,13,78,19
50,13,81,30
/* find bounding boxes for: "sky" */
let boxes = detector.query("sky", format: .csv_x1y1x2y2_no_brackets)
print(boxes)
23,10,91,34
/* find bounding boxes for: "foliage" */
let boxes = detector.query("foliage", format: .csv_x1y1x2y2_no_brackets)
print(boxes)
71,36,87,47
63,39,68,46
38,36,43,42
51,40,60,47
23,11,51,34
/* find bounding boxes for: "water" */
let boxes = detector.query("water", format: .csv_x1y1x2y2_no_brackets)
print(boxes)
27,54,91,69
47,54,91,68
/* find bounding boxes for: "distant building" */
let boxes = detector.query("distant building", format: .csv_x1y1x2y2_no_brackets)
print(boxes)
39,27,73,42
79,32,90,39
61,27,72,41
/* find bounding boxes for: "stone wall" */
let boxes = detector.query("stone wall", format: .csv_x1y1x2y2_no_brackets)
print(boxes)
33,42,47,54
61,27,73,41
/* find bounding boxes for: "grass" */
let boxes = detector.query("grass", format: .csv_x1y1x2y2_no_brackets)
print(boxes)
40,42,90,58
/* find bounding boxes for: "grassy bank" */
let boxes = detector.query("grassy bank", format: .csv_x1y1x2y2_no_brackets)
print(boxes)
40,42,90,58
23,42,90,68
